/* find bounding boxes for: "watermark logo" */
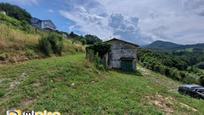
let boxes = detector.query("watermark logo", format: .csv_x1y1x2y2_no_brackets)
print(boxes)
7,110,21,115
7,110,61,115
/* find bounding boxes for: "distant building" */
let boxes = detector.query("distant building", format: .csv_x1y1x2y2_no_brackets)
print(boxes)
31,17,56,30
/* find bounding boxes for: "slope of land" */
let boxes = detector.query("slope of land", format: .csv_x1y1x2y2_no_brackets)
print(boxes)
0,54,203,114
145,40,181,51
145,40,204,52
0,14,84,64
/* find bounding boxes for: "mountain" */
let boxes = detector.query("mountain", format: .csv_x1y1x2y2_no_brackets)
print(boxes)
145,40,204,52
145,40,181,51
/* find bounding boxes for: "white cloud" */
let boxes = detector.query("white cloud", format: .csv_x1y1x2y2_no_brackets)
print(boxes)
60,0,204,45
48,9,54,13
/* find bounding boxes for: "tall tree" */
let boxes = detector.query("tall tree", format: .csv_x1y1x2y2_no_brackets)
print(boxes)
84,34,102,45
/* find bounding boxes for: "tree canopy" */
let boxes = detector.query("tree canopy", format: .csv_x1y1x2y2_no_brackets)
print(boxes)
0,3,32,23
84,34,102,45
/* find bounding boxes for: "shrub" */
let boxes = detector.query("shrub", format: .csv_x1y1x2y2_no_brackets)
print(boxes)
165,67,170,77
86,43,111,58
0,53,8,61
39,37,52,56
95,55,105,71
183,74,198,84
199,76,204,86
153,64,160,72
159,65,166,75
48,34,63,55
25,49,36,58
169,68,181,80
86,43,111,70
0,90,5,97
180,72,187,81
39,33,63,56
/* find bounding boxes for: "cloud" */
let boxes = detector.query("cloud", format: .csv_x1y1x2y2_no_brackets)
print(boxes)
59,0,204,45
108,14,152,44
59,0,113,40
183,0,204,16
48,9,54,13
59,0,154,44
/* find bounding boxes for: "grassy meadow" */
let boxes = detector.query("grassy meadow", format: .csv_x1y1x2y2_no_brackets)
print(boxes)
0,6,204,115
0,54,204,114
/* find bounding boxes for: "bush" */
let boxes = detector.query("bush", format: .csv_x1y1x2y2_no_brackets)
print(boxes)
86,42,111,58
95,55,105,71
0,90,5,97
164,67,170,76
39,37,52,56
169,68,181,80
159,65,166,75
86,43,111,70
183,74,198,84
39,33,63,56
25,49,36,58
0,53,8,61
153,64,160,72
199,76,204,86
180,72,187,81
48,34,63,55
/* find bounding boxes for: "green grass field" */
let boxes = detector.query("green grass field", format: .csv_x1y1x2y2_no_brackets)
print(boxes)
0,54,204,114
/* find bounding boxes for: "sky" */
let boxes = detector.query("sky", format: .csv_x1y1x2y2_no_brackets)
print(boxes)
0,0,204,45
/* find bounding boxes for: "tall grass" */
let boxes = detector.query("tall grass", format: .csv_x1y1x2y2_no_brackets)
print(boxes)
0,24,40,50
0,14,85,63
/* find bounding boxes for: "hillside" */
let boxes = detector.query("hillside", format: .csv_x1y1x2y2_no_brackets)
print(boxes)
145,40,181,51
0,54,204,114
0,13,84,64
145,40,204,52
1,3,204,114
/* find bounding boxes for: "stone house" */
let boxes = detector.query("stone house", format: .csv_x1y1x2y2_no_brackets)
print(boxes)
105,38,139,71
86,38,139,71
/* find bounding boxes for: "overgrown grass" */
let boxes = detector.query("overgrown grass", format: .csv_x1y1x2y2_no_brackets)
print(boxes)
0,54,203,114
0,23,84,63
0,24,40,50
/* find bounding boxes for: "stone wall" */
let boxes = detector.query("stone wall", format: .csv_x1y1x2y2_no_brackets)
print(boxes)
107,40,137,69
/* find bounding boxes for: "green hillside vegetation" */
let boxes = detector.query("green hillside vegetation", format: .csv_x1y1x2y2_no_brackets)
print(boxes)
1,3,204,114
145,40,181,51
0,14,84,64
0,3,32,23
146,40,204,53
138,49,204,85
0,54,204,114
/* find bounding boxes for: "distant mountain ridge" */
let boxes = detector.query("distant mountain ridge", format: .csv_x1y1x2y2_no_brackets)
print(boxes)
145,40,204,52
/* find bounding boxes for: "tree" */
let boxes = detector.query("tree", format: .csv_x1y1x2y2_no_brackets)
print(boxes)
69,32,79,38
84,34,102,45
0,3,32,23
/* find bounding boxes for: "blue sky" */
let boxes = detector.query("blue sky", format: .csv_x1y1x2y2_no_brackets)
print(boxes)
0,0,204,45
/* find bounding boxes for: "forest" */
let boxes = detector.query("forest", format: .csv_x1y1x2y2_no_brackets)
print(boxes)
138,48,204,85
